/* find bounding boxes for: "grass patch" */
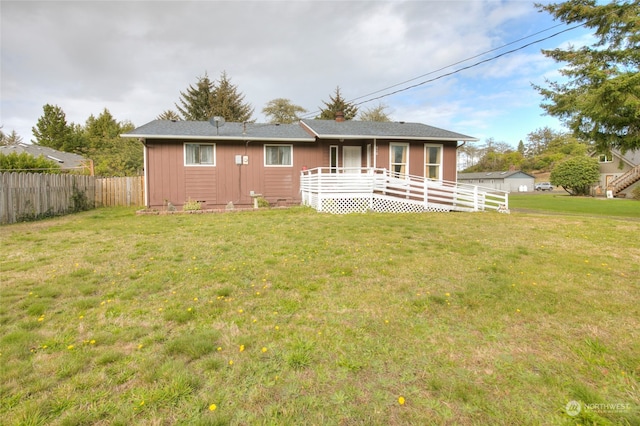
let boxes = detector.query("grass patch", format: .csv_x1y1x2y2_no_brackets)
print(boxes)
0,206,638,424
510,193,640,217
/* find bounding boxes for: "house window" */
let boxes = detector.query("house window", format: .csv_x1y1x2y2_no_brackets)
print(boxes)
598,154,612,163
390,143,409,178
185,143,215,166
265,144,293,167
330,145,338,173
424,144,442,180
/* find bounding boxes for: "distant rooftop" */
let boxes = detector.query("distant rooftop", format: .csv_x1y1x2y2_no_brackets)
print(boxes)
457,170,534,180
0,143,88,170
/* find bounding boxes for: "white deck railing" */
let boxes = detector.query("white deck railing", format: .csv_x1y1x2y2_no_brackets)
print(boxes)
300,167,509,214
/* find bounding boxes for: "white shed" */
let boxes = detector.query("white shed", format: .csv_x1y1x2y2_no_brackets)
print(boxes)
457,170,535,192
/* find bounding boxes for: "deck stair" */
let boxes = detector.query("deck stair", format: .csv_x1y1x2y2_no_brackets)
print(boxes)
300,167,509,214
608,164,640,196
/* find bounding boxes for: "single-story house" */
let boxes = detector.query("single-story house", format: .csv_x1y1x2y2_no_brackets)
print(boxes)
456,170,535,193
122,117,479,210
0,143,90,173
591,149,640,198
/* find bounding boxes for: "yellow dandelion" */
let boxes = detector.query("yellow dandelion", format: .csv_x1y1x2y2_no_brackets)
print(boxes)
239,345,245,352
275,325,280,330
217,347,222,351
228,360,234,366
140,401,145,406
261,347,268,353
238,309,243,313
445,293,450,297
187,307,192,312
138,344,143,349
194,297,198,301
398,396,405,405
67,345,74,350
38,316,44,322
90,340,96,345
209,404,217,411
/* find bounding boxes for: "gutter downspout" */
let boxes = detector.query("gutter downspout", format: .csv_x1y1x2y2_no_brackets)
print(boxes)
141,138,149,208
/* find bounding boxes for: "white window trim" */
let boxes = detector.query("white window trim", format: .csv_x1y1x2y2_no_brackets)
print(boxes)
264,144,293,167
389,142,410,178
598,154,612,163
184,142,216,167
424,143,443,181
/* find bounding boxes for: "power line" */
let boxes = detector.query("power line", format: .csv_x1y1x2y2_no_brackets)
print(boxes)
352,22,587,107
299,19,588,119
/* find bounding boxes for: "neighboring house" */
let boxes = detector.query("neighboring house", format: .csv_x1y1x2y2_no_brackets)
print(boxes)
122,118,479,210
592,149,640,198
456,170,535,193
0,143,90,173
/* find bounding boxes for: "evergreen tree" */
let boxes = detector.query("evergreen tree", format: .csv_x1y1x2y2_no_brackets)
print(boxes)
84,109,142,176
175,71,254,122
316,87,358,120
157,110,181,121
176,73,216,121
32,104,71,150
358,103,391,122
0,129,23,146
262,98,307,124
535,0,640,153
211,71,254,122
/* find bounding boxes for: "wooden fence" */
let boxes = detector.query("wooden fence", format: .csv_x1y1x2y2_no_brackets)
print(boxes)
95,176,145,208
0,173,145,224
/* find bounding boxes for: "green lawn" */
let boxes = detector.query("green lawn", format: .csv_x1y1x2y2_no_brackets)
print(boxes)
1,206,638,425
510,192,640,218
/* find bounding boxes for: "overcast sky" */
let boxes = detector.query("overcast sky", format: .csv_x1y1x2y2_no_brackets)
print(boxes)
1,0,591,147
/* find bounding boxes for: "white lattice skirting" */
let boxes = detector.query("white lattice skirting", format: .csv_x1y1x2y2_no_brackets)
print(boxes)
313,195,453,214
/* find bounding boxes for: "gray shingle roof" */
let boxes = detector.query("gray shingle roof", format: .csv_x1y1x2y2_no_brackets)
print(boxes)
122,120,315,141
300,119,478,141
122,119,478,142
0,143,88,170
457,170,534,180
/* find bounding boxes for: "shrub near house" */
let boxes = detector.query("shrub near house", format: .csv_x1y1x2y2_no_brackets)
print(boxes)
550,156,599,195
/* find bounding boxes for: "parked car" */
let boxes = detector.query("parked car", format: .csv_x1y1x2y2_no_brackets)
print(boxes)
535,182,554,191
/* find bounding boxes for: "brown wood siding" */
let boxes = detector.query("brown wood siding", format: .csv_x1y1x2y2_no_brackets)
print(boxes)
146,142,186,209
145,138,460,209
185,168,217,206
373,140,458,180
